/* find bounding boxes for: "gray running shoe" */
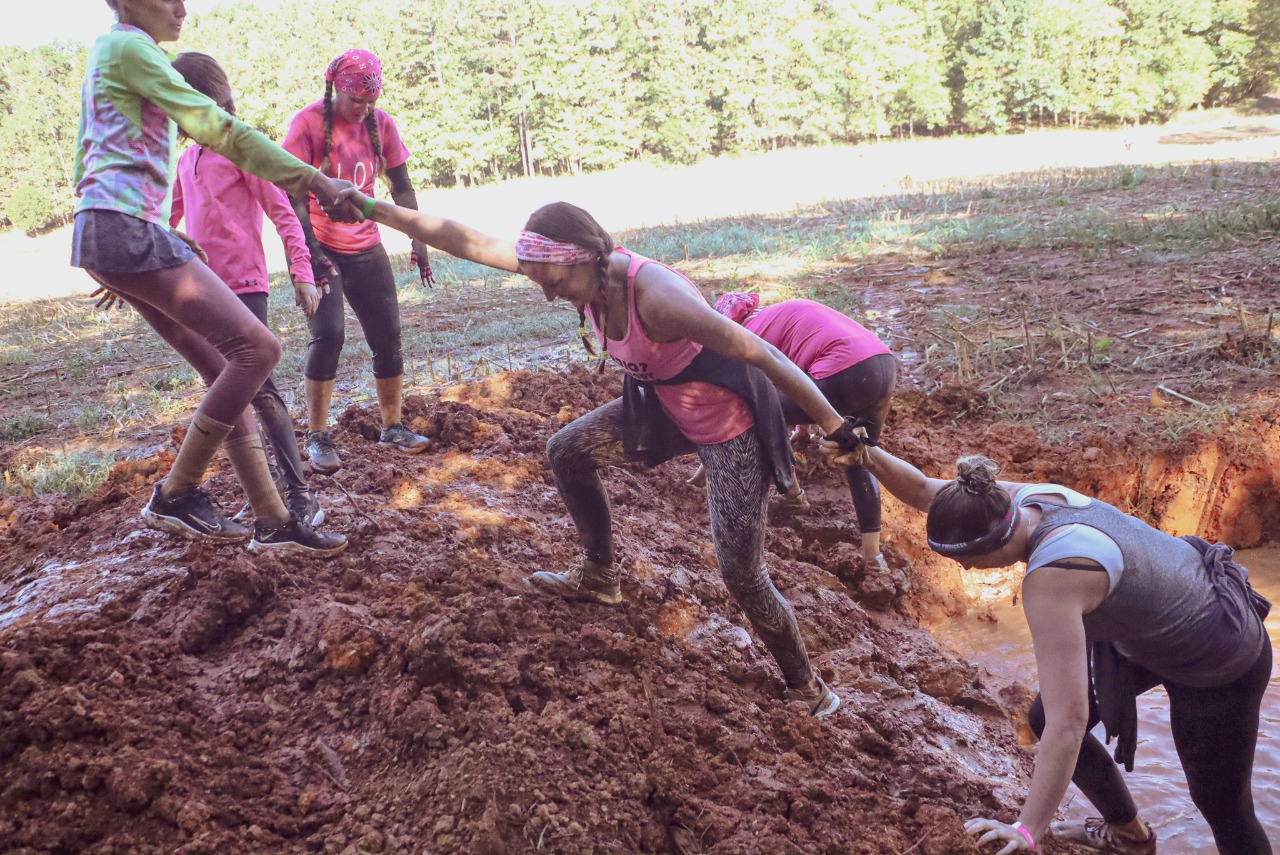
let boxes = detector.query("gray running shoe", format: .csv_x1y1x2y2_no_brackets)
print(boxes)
248,515,347,557
286,489,325,527
1050,819,1156,855
142,482,249,542
378,422,431,454
306,430,342,474
785,675,842,719
529,563,622,605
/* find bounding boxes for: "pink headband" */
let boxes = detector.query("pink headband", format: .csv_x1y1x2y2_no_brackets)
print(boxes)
514,230,598,265
715,292,761,323
325,49,382,98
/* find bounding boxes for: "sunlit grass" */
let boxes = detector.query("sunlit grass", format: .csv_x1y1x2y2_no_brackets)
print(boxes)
1,450,113,499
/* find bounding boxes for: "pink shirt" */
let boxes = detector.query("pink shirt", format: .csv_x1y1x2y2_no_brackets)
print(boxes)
170,145,313,295
743,299,890,379
282,100,409,254
589,249,753,445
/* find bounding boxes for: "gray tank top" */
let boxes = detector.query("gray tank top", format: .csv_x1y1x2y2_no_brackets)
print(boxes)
1024,493,1268,687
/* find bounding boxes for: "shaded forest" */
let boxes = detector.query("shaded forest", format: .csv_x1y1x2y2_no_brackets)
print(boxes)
1,0,1277,232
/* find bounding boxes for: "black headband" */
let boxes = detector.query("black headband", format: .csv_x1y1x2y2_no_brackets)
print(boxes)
928,503,1021,557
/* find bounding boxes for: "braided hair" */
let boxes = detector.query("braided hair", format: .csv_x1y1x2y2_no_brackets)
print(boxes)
319,79,386,180
524,202,614,365
926,456,1011,547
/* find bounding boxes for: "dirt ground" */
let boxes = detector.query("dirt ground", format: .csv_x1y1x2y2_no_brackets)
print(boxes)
3,158,1280,851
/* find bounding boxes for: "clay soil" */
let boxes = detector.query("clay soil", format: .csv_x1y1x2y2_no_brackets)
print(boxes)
3,159,1280,854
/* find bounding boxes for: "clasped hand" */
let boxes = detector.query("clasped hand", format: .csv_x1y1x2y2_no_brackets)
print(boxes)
310,175,363,223
818,416,873,468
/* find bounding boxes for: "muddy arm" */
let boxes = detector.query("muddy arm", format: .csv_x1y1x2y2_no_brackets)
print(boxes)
860,446,951,513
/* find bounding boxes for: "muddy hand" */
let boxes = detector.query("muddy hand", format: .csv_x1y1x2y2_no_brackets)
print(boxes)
170,228,209,265
89,286,125,312
963,818,1031,855
293,278,321,319
411,240,435,287
311,175,362,223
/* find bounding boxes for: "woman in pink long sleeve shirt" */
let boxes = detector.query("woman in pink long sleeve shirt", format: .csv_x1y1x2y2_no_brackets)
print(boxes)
169,51,343,546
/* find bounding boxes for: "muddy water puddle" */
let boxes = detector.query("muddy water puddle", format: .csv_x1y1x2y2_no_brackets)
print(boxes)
929,547,1280,854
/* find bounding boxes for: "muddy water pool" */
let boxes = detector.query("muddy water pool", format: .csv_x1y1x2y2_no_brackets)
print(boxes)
929,547,1280,854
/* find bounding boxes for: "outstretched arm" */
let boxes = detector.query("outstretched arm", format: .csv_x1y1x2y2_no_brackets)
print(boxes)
859,446,954,512
631,264,844,435
337,187,519,273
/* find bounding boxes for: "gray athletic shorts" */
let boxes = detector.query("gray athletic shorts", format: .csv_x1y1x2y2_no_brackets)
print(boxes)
71,209,195,273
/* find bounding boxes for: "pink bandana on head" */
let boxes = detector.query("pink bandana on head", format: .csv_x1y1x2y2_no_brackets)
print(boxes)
514,230,598,265
325,49,383,98
715,292,761,323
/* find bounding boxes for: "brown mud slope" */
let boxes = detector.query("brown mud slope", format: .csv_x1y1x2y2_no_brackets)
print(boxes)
4,365,1280,854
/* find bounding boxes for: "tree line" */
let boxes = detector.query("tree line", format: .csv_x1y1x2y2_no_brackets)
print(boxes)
2,0,1276,233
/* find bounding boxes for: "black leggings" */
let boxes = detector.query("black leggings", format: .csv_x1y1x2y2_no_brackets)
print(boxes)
778,353,896,534
238,293,307,498
304,243,403,381
547,398,815,689
1028,644,1273,855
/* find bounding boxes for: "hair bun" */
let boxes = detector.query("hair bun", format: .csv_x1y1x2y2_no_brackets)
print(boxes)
954,455,1001,495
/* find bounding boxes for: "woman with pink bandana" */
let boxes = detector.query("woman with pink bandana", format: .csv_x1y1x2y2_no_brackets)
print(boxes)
324,195,877,719
707,293,896,570
283,49,433,474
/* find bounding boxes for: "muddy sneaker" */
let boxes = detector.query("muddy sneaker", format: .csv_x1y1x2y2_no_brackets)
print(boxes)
785,675,841,719
285,489,325,527
1051,819,1156,855
248,515,348,557
306,431,342,475
776,485,810,512
142,483,249,542
378,422,431,454
529,563,622,605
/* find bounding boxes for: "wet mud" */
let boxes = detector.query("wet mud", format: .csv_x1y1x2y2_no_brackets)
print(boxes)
3,364,1279,854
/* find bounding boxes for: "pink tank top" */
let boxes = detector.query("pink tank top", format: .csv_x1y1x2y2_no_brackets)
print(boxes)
743,299,890,379
588,248,753,444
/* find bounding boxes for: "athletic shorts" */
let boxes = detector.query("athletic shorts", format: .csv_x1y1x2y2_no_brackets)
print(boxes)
71,209,195,273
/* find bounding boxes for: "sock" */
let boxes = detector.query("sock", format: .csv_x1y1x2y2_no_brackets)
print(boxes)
222,433,290,527
164,411,235,495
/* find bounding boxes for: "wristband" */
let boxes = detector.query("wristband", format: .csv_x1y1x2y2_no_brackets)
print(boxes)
1011,822,1036,851
363,196,377,219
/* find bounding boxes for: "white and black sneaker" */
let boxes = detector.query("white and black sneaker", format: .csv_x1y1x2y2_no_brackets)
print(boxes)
248,514,347,557
141,482,249,542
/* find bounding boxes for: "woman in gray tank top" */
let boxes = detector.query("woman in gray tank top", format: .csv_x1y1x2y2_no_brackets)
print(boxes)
840,443,1272,855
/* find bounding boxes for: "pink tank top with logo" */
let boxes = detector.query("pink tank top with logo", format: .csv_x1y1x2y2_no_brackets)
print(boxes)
587,248,753,444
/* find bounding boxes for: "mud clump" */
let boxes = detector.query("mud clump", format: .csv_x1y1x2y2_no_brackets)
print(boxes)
0,368,1130,854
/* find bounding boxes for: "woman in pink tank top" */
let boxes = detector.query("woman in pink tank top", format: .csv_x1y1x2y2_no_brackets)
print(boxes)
336,190,873,719
706,293,897,570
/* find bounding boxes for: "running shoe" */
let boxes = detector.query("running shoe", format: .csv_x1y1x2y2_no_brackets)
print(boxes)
378,422,431,454
785,675,842,719
286,489,325,527
141,482,249,542
1050,819,1156,855
248,515,348,557
529,563,622,605
306,430,342,474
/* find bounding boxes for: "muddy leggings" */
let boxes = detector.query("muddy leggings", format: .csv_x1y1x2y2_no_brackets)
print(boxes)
1028,643,1273,855
778,353,896,534
93,260,280,442
304,243,403,382
237,293,307,498
547,398,815,689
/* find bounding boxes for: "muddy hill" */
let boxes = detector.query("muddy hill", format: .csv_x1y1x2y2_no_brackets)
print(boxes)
2,365,1276,854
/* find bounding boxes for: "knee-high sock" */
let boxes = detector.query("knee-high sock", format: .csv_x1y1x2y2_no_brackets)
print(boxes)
222,433,290,526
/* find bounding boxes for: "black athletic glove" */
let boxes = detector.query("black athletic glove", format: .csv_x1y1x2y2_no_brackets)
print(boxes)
824,416,879,453
310,248,338,295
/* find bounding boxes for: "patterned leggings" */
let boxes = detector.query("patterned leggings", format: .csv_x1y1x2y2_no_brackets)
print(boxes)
547,398,815,688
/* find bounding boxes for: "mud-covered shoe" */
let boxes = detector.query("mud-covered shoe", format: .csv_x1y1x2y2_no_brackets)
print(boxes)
785,675,841,719
529,563,622,605
142,483,249,542
285,489,325,527
306,431,342,474
1050,819,1156,854
378,422,431,454
776,485,810,512
248,515,348,557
